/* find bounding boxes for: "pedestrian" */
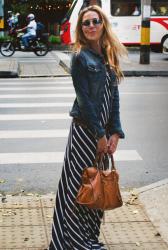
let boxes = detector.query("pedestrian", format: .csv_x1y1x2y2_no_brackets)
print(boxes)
7,11,20,30
48,5,127,250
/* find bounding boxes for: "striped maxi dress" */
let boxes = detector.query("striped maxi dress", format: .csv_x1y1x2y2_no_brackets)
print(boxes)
49,69,113,250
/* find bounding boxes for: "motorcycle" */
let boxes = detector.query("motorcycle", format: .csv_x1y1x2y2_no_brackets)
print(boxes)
0,28,49,57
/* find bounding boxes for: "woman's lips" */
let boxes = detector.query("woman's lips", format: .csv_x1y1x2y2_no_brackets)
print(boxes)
87,30,97,34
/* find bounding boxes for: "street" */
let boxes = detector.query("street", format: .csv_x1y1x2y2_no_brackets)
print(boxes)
0,76,168,194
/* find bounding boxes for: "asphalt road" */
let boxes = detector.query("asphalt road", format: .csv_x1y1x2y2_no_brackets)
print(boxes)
0,76,168,195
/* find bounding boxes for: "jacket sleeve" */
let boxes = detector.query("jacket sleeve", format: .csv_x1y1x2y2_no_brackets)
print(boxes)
108,85,125,138
71,54,105,139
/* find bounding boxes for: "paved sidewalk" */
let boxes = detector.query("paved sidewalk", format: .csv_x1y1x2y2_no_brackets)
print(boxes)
0,49,168,78
52,50,168,77
0,181,168,250
0,59,18,78
0,52,68,78
18,61,68,78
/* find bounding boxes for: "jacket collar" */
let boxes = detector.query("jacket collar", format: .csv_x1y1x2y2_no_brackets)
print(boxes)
82,47,104,58
82,47,106,64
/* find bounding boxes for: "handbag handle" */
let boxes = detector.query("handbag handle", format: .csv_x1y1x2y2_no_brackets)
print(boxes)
110,154,116,171
94,154,116,171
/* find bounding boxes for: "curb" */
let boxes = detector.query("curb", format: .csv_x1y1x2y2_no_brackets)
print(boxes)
137,178,168,194
138,179,168,244
60,59,168,77
54,51,168,77
0,71,18,78
0,59,19,78
123,71,168,77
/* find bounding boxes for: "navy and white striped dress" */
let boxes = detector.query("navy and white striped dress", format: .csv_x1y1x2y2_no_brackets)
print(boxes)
49,69,113,250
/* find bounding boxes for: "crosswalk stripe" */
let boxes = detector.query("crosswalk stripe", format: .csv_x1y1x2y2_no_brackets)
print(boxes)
0,78,143,172
0,92,165,98
0,87,73,90
0,113,71,120
0,94,75,98
0,79,72,85
0,103,72,108
0,150,142,164
0,130,69,138
120,92,168,95
0,77,71,80
0,82,73,86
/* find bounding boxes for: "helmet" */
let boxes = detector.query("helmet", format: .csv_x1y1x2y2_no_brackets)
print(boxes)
7,10,13,17
26,13,35,21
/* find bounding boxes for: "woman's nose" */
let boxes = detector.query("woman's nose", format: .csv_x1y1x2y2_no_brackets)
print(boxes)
89,21,94,27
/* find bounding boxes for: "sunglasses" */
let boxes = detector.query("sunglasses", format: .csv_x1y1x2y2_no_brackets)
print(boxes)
82,18,102,27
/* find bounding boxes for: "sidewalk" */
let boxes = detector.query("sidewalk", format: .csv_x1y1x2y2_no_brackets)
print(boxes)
0,49,168,78
0,59,18,78
52,50,168,77
0,180,168,249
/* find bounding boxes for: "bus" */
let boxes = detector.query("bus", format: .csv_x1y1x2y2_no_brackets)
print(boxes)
60,0,168,52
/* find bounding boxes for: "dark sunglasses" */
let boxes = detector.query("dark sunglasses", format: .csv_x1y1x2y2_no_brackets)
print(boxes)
82,18,102,27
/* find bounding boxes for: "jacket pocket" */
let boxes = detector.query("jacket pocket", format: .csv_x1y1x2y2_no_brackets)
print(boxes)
87,64,102,73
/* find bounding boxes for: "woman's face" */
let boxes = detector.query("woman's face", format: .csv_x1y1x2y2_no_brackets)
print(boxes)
81,11,104,42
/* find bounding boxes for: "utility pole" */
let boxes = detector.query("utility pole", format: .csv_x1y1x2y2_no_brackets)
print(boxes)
140,0,151,64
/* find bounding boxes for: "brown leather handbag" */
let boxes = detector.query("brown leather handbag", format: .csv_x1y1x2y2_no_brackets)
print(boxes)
76,155,123,210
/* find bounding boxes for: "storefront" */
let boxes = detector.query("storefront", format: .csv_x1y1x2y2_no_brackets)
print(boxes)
4,0,73,34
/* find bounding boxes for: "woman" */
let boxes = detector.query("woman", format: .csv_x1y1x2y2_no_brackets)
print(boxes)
49,5,127,250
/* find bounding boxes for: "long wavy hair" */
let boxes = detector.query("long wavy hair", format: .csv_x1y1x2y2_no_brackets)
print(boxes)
73,5,127,80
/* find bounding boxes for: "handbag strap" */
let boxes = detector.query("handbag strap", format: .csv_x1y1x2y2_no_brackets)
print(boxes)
110,154,116,171
94,153,116,171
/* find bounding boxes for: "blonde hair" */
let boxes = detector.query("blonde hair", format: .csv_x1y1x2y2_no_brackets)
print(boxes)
73,5,127,80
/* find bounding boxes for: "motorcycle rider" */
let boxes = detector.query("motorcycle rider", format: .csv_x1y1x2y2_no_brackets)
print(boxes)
17,13,37,49
7,11,20,30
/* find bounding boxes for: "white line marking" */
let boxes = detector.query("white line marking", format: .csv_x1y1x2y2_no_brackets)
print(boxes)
0,103,72,108
0,81,72,85
0,130,69,138
120,92,168,95
114,150,143,161
0,113,71,120
0,92,166,98
0,86,74,90
0,77,71,81
0,94,75,98
0,150,142,164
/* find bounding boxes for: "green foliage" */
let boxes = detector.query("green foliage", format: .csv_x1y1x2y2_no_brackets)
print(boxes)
0,35,11,42
49,35,61,44
10,3,29,17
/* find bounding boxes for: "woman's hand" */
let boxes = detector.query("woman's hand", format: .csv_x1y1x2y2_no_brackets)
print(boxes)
107,133,120,154
97,135,108,156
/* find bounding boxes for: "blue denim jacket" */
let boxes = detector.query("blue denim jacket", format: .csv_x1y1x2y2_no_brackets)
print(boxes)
70,48,125,139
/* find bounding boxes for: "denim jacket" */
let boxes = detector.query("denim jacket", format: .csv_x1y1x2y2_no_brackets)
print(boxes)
70,47,125,140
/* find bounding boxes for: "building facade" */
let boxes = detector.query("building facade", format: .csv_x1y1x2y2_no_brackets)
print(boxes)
4,0,73,34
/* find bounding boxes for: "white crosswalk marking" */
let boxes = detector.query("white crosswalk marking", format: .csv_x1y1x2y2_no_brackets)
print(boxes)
0,130,69,138
0,113,70,120
0,86,73,90
0,94,75,98
0,150,142,164
0,79,72,85
0,103,72,108
0,77,143,191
